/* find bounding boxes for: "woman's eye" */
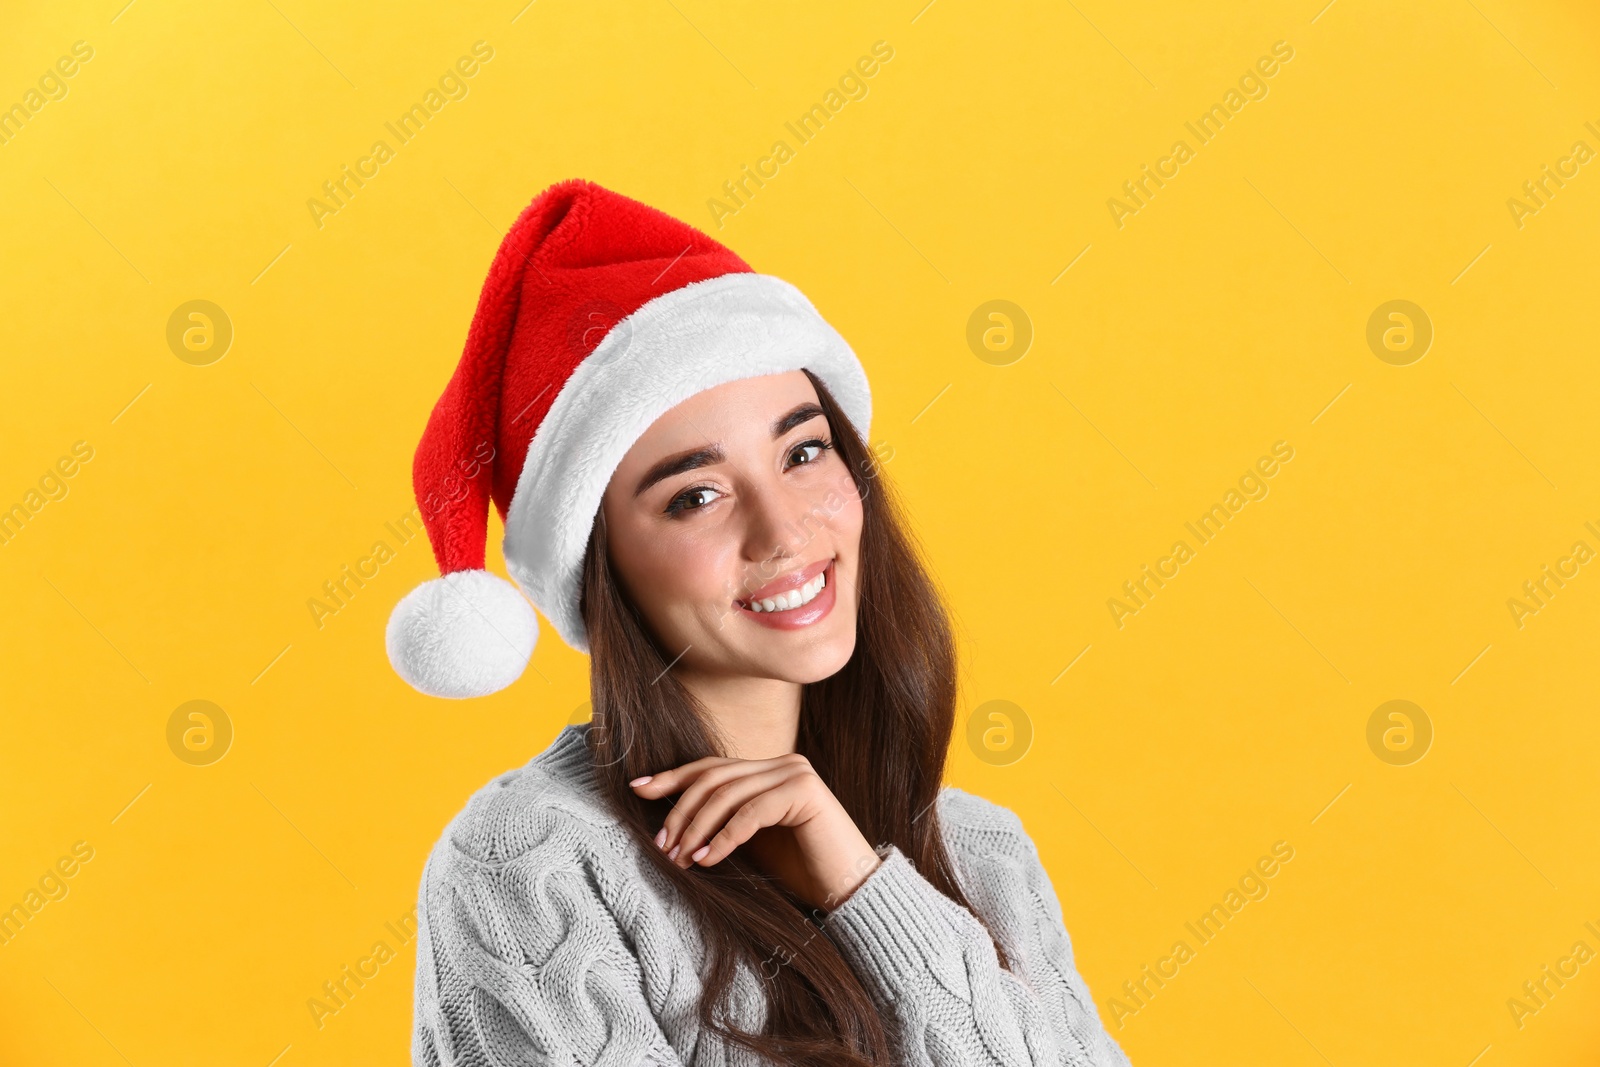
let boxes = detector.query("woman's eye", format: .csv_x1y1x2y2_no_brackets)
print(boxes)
666,486,723,515
786,439,830,468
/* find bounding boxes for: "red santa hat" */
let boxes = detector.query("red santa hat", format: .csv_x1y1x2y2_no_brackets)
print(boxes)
385,178,873,698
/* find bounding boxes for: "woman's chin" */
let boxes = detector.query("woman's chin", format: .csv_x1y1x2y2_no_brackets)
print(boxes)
744,624,858,684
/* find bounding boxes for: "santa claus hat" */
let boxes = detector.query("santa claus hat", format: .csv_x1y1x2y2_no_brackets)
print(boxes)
385,178,872,698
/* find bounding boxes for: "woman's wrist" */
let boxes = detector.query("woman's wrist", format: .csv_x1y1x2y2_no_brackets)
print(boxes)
813,833,885,912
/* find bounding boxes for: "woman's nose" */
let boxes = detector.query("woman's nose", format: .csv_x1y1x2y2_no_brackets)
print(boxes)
741,477,827,563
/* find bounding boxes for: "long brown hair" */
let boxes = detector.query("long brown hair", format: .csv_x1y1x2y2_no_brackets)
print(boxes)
577,368,1011,1065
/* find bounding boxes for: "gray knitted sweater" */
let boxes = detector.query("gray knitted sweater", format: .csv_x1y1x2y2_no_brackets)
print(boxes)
411,723,1133,1066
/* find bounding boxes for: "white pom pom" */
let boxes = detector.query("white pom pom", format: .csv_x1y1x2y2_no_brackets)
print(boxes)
386,570,538,698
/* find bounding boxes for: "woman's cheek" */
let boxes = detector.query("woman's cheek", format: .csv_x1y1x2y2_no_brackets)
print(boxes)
828,474,865,539
662,530,736,608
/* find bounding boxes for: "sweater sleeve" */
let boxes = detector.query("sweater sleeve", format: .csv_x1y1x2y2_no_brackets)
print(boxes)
817,797,1132,1067
410,821,687,1067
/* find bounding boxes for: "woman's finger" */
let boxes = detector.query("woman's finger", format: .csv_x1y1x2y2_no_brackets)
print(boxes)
639,753,806,848
629,755,769,802
628,756,736,798
690,787,795,868
667,766,801,867
667,755,814,851
658,760,795,857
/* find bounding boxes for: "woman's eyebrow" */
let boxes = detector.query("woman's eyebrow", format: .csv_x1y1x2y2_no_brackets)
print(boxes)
633,404,826,498
772,403,825,438
634,445,726,497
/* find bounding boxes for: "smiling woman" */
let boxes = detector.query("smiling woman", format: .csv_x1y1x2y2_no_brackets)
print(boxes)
390,179,1133,1067
597,372,864,693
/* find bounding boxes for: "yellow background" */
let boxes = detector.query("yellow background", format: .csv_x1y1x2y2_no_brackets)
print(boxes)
3,0,1598,1063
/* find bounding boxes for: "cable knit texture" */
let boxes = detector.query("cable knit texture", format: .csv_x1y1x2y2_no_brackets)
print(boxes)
412,723,1133,1067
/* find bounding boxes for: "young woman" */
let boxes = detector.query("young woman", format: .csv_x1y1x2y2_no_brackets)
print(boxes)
387,179,1132,1067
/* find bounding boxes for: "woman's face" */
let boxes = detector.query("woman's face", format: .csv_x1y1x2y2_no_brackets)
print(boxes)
599,370,863,685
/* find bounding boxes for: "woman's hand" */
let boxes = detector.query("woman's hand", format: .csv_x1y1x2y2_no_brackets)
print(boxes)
630,753,883,913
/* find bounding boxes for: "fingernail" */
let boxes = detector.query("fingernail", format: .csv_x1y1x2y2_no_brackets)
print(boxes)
629,775,653,787
668,844,680,860
691,844,709,862
654,828,666,849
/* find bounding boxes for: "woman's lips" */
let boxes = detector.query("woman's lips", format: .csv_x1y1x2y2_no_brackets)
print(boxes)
738,559,836,630
740,557,831,604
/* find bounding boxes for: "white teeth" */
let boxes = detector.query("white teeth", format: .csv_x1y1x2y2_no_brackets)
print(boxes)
747,569,828,613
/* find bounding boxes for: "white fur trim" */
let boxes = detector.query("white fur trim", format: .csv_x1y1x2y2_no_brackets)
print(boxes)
502,272,871,653
385,569,538,698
